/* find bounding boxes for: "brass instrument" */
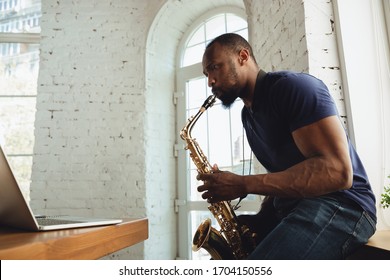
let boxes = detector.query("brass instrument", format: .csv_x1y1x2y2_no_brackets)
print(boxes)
180,95,256,260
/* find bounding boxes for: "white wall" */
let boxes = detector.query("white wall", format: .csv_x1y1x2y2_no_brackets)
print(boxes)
31,0,163,259
245,0,308,73
304,0,347,124
333,0,390,229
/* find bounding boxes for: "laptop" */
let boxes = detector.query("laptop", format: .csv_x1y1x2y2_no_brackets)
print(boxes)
0,145,122,231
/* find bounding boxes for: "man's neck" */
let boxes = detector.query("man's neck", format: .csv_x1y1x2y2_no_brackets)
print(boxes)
242,67,261,108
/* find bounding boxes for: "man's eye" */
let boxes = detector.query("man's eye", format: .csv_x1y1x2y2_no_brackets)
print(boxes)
206,64,219,75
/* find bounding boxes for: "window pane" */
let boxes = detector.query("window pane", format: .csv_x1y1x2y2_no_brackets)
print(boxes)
0,0,41,33
182,43,206,67
226,14,247,32
229,100,252,166
205,14,226,41
188,108,208,154
235,29,248,40
0,95,36,201
6,155,33,201
0,41,38,156
0,97,36,154
208,104,231,167
189,169,203,200
182,13,247,67
0,43,39,95
187,25,205,47
187,78,207,110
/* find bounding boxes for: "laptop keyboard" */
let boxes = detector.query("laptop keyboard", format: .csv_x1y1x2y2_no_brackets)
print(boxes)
36,217,85,226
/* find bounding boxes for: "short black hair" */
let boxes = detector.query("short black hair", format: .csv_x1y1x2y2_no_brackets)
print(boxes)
206,33,257,64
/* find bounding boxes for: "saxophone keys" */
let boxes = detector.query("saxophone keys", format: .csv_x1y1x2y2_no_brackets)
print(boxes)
222,221,233,231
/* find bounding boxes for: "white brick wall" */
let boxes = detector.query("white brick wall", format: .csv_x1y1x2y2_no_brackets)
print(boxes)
31,0,162,259
246,0,347,123
245,0,308,72
30,0,346,259
304,0,347,123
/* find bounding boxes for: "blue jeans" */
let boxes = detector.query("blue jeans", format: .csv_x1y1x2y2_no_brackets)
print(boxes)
247,194,376,259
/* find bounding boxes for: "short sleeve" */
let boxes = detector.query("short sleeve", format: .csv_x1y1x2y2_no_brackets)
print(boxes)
270,73,338,132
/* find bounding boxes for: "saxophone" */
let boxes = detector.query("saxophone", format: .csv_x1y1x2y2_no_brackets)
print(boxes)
180,95,257,260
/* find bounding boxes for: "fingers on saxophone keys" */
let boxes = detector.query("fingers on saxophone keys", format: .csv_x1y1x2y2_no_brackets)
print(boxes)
201,192,213,203
197,184,207,192
206,195,217,204
197,172,212,182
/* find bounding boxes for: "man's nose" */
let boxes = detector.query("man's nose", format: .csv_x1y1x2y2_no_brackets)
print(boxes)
207,76,215,87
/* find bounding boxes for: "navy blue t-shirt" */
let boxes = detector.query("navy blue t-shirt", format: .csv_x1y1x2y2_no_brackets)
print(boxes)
242,70,376,219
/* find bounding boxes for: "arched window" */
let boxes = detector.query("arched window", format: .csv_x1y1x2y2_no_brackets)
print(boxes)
181,12,248,67
175,7,260,260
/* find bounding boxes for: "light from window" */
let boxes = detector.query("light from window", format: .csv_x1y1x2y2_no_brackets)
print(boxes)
182,13,248,67
0,42,38,200
0,0,41,200
179,12,258,260
182,14,250,203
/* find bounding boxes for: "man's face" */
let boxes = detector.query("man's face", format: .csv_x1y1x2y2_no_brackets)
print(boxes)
202,43,241,108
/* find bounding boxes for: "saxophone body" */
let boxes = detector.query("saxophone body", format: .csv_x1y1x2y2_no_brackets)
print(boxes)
180,95,256,260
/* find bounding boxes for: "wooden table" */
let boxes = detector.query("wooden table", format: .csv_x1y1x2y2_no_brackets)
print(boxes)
349,230,390,259
366,230,390,251
0,218,148,260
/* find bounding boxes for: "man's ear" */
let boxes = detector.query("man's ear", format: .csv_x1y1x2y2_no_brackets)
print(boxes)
238,48,250,65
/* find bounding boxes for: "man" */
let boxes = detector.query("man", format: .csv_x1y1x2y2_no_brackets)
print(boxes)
197,33,376,259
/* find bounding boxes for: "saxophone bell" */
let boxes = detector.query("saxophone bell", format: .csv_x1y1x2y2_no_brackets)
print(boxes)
192,218,235,260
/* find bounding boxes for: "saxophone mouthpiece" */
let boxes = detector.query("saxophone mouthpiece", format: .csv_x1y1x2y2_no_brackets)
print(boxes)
202,95,217,110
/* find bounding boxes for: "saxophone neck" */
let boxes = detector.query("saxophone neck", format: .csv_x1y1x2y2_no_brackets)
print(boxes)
180,95,216,141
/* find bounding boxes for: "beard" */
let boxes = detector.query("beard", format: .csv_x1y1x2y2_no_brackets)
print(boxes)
216,60,241,109
218,86,240,109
